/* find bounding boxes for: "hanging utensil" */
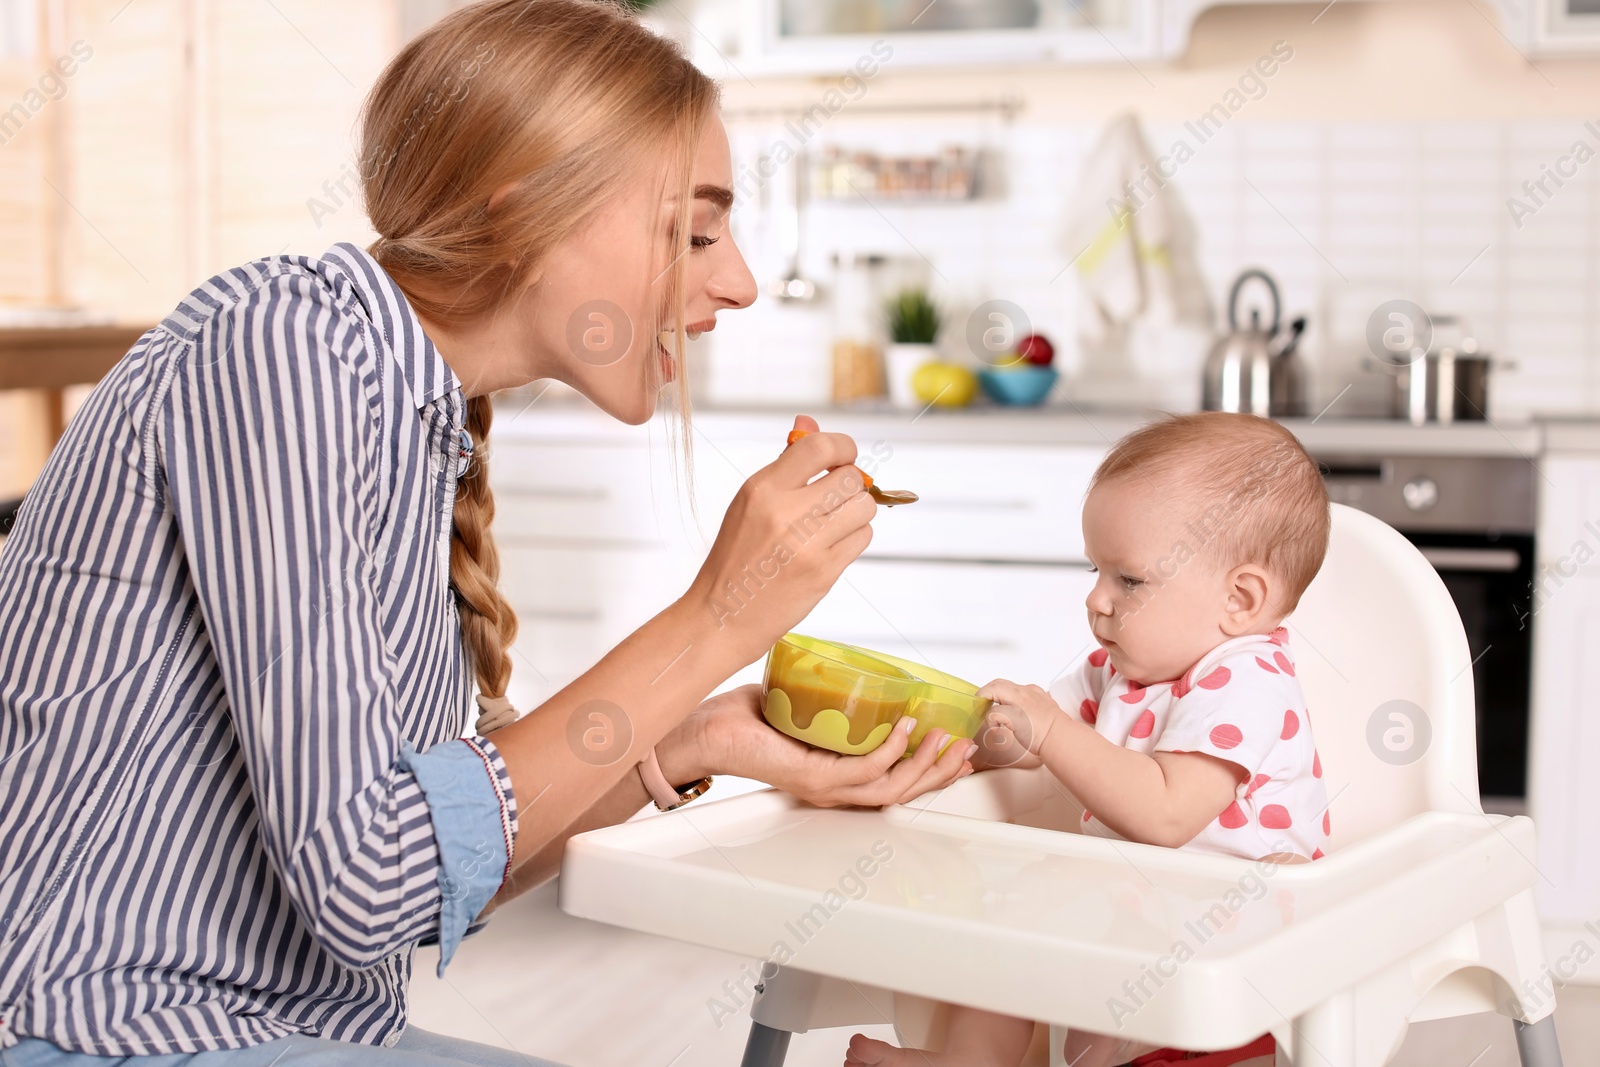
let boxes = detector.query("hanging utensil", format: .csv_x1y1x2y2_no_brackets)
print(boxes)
769,150,819,303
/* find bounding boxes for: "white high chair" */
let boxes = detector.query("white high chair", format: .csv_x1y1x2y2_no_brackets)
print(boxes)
559,503,1563,1066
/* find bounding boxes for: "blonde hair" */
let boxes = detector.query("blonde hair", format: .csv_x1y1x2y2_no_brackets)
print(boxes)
1090,412,1331,613
358,0,718,709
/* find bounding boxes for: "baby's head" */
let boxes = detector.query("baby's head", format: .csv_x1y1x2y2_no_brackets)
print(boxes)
1081,412,1330,685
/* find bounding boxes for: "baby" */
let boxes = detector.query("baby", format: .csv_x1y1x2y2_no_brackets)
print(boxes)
846,412,1332,1067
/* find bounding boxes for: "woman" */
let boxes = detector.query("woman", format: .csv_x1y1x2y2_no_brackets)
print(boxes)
0,2,976,1064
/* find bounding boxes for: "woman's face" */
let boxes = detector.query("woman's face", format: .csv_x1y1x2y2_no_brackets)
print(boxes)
515,116,757,423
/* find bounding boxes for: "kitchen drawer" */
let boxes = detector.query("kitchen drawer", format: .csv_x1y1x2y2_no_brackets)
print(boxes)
793,557,1097,688
859,443,1098,563
681,438,1103,565
1538,454,1600,574
505,621,610,710
490,442,700,548
499,545,700,709
499,544,694,622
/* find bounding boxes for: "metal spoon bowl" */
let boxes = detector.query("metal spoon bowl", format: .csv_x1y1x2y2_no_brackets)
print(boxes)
868,487,919,507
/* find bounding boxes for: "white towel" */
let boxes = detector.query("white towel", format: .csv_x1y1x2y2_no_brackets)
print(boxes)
1063,114,1210,346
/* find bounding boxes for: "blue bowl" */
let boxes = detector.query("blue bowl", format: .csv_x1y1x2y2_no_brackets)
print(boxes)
978,366,1059,406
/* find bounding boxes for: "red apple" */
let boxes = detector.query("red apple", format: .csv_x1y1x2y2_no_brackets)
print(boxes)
1017,333,1054,366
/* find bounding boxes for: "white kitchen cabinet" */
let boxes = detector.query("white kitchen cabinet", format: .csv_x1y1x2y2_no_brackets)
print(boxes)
498,545,698,710
793,557,1096,687
854,443,1098,564
1529,453,1600,928
489,417,1104,714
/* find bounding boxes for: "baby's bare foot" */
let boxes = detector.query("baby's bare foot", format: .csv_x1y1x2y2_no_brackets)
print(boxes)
844,1033,998,1067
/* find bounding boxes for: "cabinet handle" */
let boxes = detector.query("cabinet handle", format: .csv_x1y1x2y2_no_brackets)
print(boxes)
1417,546,1520,572
905,499,1033,511
500,486,610,501
513,608,604,623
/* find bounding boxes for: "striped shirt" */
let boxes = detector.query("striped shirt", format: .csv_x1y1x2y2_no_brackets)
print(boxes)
0,243,519,1054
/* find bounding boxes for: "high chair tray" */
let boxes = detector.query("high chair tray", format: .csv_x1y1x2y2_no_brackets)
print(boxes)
559,770,1537,1050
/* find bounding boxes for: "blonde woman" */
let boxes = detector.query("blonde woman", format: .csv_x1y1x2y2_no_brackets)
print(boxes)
0,3,975,1064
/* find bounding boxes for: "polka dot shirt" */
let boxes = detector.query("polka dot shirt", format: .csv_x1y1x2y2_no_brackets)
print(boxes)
1049,627,1331,861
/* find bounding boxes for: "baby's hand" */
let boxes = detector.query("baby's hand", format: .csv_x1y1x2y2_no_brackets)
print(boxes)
974,680,1064,769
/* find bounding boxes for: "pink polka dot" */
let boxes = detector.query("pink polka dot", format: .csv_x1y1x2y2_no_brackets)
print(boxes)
1130,709,1156,739
1218,801,1247,829
1171,671,1193,699
1281,710,1300,740
1245,773,1270,798
1313,750,1322,778
1083,809,1094,823
1269,627,1289,646
1089,647,1108,668
1323,810,1331,836
1080,699,1098,725
1312,848,1325,860
1273,650,1296,677
1197,666,1231,690
1108,663,1116,677
1260,804,1293,829
1255,656,1280,674
1210,723,1243,750
1120,681,1147,704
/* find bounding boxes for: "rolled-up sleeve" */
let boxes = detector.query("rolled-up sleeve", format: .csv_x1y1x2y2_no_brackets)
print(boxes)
156,275,514,971
402,735,518,972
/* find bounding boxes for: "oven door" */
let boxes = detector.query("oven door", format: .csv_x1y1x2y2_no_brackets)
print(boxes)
1403,530,1534,804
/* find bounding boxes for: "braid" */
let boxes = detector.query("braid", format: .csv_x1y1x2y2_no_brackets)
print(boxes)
450,395,518,728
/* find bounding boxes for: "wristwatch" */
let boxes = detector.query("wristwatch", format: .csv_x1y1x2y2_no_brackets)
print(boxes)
637,747,713,812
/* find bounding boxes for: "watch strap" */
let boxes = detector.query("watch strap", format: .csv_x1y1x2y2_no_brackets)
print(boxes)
637,747,711,811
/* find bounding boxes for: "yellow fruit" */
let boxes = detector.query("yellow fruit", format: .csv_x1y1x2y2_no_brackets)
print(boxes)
993,351,1028,370
912,362,978,407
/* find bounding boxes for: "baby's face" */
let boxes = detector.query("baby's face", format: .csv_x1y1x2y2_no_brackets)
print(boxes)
1080,476,1254,685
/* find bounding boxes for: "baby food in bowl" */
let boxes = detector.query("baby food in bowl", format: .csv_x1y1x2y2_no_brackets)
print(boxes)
761,634,991,759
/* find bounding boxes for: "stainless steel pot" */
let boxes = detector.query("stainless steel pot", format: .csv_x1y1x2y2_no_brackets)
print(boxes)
1379,317,1509,425
1391,352,1492,424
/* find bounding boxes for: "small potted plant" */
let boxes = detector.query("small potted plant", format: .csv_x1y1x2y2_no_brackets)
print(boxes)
884,288,942,409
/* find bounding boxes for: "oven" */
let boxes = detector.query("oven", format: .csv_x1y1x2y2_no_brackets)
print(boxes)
1314,454,1535,807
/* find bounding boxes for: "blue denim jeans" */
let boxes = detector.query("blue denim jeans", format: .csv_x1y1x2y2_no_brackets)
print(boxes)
0,1029,568,1067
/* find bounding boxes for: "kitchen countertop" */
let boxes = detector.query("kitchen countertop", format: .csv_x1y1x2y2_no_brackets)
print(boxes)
492,393,1576,458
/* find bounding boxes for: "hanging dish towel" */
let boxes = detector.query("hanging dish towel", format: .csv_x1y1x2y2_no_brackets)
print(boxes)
1063,113,1210,346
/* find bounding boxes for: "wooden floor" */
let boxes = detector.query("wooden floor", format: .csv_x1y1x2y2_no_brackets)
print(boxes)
409,878,1600,1067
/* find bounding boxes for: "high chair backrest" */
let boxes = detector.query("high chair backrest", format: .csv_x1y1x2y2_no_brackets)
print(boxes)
1287,503,1481,848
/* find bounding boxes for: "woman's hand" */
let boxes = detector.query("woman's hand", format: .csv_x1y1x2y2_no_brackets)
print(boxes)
683,415,876,666
974,680,1065,770
677,684,976,808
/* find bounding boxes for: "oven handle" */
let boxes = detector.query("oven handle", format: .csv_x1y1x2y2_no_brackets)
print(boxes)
1416,546,1522,572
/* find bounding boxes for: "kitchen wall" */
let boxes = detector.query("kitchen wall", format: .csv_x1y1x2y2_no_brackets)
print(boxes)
0,0,397,496
697,0,1600,420
5,0,1600,427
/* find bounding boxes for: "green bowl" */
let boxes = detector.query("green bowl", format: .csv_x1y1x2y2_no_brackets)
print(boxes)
760,633,991,760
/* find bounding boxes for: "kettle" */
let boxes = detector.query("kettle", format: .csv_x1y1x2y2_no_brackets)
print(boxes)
1201,269,1308,418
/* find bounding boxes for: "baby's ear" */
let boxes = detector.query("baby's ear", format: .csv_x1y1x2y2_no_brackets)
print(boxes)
1220,563,1274,633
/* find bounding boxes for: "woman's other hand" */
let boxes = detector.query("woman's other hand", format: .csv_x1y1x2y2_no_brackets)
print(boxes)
677,684,976,808
684,415,875,665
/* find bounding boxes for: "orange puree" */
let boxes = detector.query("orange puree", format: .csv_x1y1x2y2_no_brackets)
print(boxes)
777,677,905,747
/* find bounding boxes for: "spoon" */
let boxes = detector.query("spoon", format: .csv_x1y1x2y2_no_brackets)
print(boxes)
785,428,919,506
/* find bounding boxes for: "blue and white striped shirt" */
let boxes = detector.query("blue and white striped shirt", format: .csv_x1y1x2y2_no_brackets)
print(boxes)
0,243,519,1054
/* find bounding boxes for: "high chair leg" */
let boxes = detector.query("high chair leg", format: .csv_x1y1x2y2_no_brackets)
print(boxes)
740,1022,792,1067
1514,1016,1563,1067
